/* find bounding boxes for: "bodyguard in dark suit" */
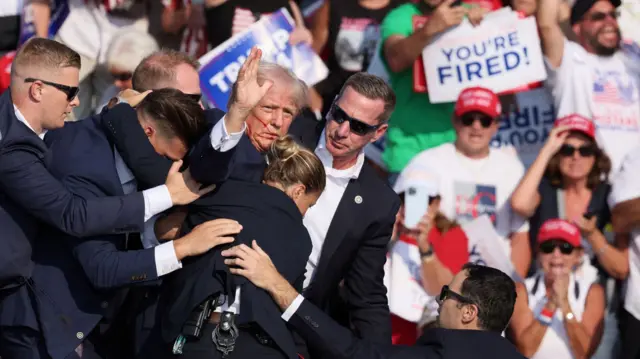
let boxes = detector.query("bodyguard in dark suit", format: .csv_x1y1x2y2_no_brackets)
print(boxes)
21,89,242,359
225,245,527,359
0,39,204,359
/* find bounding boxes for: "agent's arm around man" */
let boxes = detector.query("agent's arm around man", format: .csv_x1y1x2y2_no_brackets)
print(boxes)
223,241,527,359
0,38,206,238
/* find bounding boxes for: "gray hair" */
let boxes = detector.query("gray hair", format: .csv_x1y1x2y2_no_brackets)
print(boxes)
106,30,159,73
227,62,308,112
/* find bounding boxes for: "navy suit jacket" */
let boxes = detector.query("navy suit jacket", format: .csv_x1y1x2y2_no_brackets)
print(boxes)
28,104,235,359
159,180,311,359
289,299,526,359
0,90,145,294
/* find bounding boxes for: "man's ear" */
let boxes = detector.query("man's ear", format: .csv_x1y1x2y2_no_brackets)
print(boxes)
461,304,479,325
143,124,154,138
29,82,44,103
371,123,389,143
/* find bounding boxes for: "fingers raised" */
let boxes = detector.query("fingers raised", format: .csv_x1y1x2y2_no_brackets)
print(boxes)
169,160,183,175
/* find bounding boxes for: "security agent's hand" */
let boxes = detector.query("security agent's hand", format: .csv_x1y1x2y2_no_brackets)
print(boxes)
222,240,281,290
173,219,242,260
425,0,468,35
113,89,152,108
165,160,217,206
225,47,274,133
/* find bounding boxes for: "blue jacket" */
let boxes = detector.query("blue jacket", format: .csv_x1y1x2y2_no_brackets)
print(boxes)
0,90,146,294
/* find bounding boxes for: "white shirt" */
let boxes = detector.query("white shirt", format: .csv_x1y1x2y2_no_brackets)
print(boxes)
525,272,594,359
545,38,640,174
395,143,529,259
302,130,365,288
608,146,640,321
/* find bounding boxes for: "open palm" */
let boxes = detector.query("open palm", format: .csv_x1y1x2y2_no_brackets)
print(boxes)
233,47,273,114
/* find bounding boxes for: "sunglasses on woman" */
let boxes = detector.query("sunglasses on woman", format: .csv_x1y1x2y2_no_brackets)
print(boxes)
559,144,597,157
539,240,576,255
329,104,380,136
437,285,474,305
459,113,495,128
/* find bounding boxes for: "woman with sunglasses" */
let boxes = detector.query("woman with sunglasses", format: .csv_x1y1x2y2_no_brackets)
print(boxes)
510,114,613,274
509,218,605,359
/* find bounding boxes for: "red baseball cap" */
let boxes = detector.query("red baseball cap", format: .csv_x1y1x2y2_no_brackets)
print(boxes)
554,114,596,139
454,87,502,118
537,219,581,247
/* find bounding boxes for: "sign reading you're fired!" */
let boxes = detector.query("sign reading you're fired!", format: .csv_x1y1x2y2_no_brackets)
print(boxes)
423,9,547,103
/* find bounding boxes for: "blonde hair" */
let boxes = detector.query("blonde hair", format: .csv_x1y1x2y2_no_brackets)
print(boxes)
264,136,326,194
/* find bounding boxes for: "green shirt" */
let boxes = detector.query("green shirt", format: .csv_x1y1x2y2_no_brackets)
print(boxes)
380,3,456,173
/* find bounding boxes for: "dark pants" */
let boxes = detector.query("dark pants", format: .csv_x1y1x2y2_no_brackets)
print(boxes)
176,322,287,359
620,309,640,359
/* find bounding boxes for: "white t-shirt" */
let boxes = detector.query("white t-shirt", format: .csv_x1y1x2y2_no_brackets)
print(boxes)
545,39,640,175
57,0,148,63
608,146,640,321
0,0,22,17
395,143,529,257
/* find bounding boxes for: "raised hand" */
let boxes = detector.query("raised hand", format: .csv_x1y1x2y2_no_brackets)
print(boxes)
173,219,242,259
230,46,273,116
165,160,217,206
541,125,571,156
426,0,468,35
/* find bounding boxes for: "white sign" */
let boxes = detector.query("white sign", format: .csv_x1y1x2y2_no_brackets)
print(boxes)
491,88,556,168
462,215,522,282
423,15,547,103
385,238,437,323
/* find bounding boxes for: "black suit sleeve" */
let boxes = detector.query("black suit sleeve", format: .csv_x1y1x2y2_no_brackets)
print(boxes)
343,196,400,343
0,144,145,236
188,108,237,185
100,104,172,189
289,299,438,359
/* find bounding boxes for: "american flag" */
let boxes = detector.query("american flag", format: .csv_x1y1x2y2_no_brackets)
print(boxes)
593,79,623,104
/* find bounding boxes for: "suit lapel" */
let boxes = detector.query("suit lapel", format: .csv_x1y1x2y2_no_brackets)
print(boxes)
314,178,362,280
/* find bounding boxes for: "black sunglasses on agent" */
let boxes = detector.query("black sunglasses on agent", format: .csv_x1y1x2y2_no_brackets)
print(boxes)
559,143,597,157
24,77,79,101
459,113,495,128
186,93,202,103
437,285,475,305
539,240,576,255
329,104,380,136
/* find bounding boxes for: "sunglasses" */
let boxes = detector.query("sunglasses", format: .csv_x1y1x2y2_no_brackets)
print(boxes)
25,77,79,101
186,93,202,103
459,113,495,128
112,72,133,82
588,10,618,22
559,144,597,157
330,104,380,136
539,240,576,255
437,285,474,305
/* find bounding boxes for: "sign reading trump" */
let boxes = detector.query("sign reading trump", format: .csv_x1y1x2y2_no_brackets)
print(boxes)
199,8,328,111
423,15,547,103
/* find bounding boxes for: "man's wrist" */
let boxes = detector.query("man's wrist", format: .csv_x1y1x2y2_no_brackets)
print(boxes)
226,103,250,132
172,235,190,260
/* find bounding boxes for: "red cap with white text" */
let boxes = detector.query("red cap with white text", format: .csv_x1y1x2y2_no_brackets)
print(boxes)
554,114,596,139
454,87,502,118
537,219,581,247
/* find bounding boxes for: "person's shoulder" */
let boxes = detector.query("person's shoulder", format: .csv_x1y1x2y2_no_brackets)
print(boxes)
359,162,400,204
489,147,525,174
46,117,105,150
381,2,420,37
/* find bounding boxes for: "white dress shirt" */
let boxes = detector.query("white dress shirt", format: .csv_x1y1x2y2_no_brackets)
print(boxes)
113,117,244,277
302,130,365,288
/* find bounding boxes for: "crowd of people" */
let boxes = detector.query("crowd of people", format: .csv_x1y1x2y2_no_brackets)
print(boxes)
0,0,639,359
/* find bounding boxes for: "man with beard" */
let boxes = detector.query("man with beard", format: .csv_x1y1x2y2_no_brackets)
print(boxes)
537,0,640,175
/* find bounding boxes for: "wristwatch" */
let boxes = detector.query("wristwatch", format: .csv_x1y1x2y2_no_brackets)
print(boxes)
565,312,575,321
420,247,434,260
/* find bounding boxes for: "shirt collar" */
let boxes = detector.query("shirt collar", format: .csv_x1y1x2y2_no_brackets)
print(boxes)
315,129,365,180
13,104,47,139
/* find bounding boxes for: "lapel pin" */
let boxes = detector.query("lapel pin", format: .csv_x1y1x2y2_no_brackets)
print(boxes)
354,195,363,204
